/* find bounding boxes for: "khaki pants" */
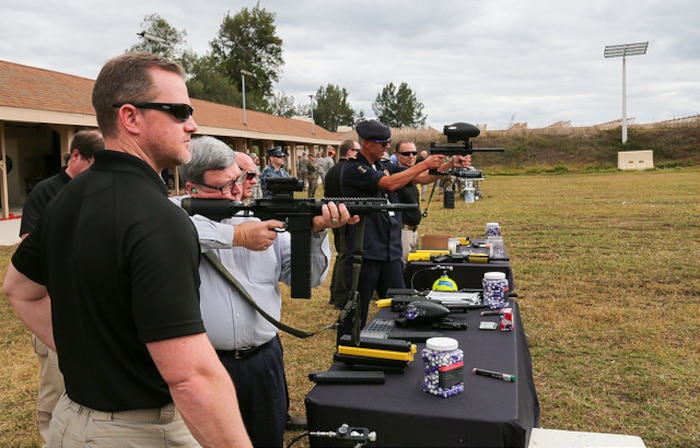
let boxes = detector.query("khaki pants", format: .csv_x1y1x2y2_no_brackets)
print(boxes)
401,228,419,266
32,334,65,443
47,395,200,447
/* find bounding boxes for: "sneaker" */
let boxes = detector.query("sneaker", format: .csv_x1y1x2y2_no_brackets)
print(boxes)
285,415,308,431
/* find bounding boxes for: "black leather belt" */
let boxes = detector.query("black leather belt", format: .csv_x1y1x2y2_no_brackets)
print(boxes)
215,338,274,360
402,224,418,231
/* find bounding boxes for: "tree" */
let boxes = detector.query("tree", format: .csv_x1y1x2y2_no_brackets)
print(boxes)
184,51,241,107
265,91,298,117
312,84,356,132
209,2,284,111
372,82,427,128
128,13,188,59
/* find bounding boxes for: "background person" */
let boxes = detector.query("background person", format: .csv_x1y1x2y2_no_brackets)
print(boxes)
296,153,308,191
416,150,429,200
305,154,319,198
248,152,262,199
323,139,359,308
235,152,260,202
394,141,471,264
3,52,251,447
316,150,335,183
18,129,103,443
260,146,290,198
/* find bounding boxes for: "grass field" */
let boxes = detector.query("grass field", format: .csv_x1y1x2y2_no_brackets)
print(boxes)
1,168,698,447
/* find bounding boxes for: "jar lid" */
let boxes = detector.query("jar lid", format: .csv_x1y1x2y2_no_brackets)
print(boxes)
426,337,459,351
484,271,506,280
486,222,500,226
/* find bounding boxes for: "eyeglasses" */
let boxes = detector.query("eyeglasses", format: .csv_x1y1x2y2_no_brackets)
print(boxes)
112,102,194,122
197,173,246,196
370,139,391,146
397,151,417,156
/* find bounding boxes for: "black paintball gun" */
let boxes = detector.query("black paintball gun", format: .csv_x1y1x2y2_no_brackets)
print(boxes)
428,122,504,176
181,177,417,299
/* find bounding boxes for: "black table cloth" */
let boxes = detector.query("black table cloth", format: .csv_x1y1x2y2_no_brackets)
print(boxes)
305,300,539,447
404,240,514,292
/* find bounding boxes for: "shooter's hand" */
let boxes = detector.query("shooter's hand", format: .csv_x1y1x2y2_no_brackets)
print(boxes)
420,154,447,170
312,202,360,232
233,219,285,251
454,154,472,168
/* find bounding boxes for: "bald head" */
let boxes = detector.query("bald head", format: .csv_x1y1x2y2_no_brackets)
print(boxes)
237,152,255,172
236,152,258,199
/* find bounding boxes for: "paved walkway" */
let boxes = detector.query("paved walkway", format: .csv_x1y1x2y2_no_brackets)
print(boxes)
0,214,22,246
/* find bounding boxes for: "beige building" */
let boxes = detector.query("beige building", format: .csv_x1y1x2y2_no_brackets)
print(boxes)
0,59,343,217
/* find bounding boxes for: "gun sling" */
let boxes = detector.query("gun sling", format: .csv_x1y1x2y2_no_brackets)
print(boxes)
202,251,334,339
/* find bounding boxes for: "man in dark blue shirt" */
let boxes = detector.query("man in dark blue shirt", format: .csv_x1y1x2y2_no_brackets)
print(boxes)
337,120,449,338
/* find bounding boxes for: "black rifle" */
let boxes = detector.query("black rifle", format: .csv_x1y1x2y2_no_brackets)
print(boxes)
181,177,417,299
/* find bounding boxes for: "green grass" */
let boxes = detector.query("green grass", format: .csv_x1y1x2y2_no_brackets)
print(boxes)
1,168,698,448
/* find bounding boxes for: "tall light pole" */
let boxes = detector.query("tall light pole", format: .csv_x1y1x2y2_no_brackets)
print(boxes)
604,41,648,144
309,94,315,135
137,31,167,53
240,69,254,126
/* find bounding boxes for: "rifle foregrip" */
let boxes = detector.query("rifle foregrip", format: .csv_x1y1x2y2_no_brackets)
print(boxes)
308,371,385,385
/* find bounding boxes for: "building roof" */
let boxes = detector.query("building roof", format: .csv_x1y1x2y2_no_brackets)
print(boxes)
0,59,342,145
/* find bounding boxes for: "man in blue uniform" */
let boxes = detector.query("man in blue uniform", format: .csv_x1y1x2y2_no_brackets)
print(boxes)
260,146,290,198
337,120,454,338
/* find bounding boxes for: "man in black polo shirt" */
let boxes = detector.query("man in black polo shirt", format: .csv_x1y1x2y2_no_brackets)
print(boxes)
3,52,251,447
18,129,103,444
394,140,472,266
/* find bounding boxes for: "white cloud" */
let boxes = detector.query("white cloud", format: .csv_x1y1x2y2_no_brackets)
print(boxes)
1,0,697,129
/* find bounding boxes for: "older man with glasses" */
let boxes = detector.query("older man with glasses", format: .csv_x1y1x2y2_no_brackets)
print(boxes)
337,120,458,340
172,136,357,446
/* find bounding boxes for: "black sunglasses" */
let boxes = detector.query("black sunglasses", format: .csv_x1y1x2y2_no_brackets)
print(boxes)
370,139,391,146
113,102,194,122
397,151,417,156
239,170,257,182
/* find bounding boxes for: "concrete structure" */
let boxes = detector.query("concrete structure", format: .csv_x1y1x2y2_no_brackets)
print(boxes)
529,428,646,447
618,150,654,170
0,59,343,217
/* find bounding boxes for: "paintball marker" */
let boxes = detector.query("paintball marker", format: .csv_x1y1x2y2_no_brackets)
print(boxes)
182,177,417,299
428,122,504,175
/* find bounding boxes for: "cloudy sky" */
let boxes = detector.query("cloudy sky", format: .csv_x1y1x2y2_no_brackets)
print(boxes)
1,0,698,130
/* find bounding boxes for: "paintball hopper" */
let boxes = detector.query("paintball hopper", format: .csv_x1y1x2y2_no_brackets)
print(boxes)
401,301,450,325
444,122,480,143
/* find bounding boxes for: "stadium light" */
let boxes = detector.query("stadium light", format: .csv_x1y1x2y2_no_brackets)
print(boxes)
137,31,167,53
604,41,649,143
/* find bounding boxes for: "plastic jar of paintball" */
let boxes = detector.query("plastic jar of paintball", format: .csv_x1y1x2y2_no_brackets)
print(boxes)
482,271,509,309
422,337,464,398
485,222,501,237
